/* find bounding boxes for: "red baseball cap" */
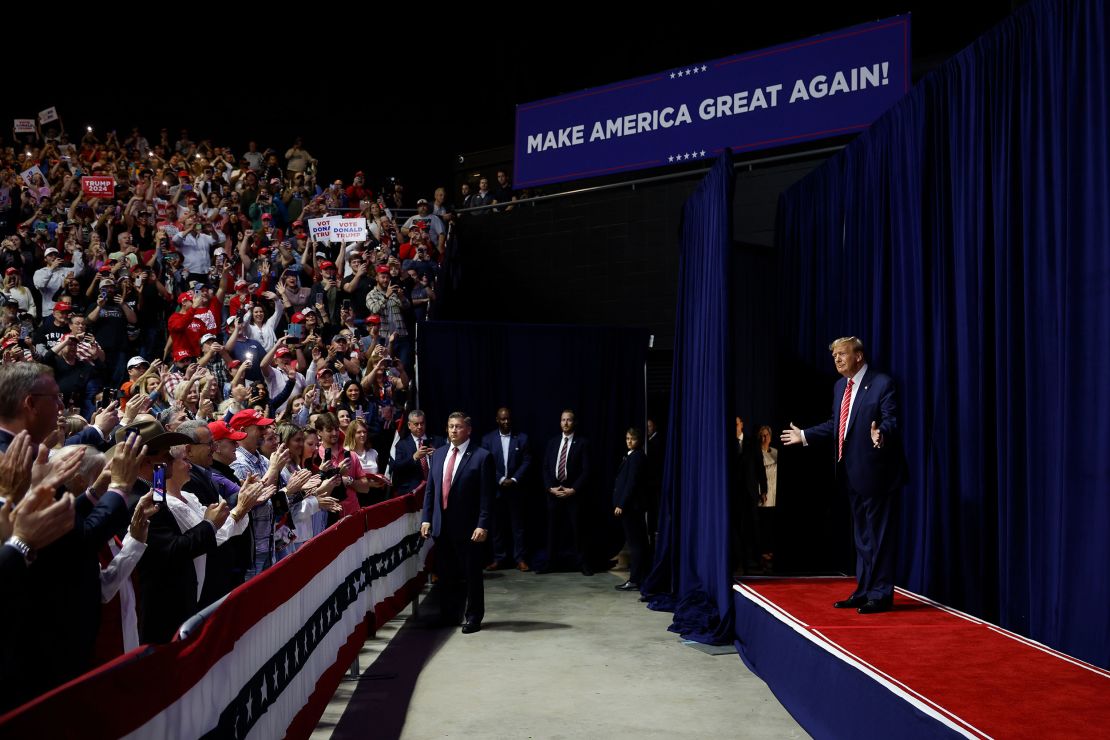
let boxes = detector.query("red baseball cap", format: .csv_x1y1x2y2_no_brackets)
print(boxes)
173,348,193,361
319,260,336,271
290,312,305,324
375,265,390,274
177,292,194,305
274,346,293,359
4,267,18,276
53,302,72,313
229,409,274,429
208,420,247,441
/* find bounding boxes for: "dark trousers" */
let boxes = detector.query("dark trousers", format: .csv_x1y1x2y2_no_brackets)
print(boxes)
433,524,485,624
545,494,584,568
491,490,528,564
620,507,651,584
842,472,897,602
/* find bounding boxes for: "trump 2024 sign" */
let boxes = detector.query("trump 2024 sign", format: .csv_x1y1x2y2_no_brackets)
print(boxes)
514,16,910,188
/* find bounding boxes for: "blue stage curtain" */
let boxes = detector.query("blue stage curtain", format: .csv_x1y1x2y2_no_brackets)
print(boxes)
643,152,736,644
776,0,1110,667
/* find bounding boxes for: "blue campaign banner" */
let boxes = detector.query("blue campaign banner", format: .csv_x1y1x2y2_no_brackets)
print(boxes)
514,16,911,188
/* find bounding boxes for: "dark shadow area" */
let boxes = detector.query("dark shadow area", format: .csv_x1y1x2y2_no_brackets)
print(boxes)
478,620,573,632
329,613,452,740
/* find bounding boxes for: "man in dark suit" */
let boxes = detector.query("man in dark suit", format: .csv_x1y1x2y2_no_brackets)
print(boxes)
613,427,648,591
479,407,533,571
421,412,495,634
390,410,444,496
540,409,592,575
782,336,907,614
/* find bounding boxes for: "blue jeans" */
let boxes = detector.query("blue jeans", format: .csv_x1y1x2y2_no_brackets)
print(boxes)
244,550,273,581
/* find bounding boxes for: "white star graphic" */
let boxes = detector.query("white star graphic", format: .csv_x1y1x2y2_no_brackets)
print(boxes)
670,72,676,79
286,654,292,677
691,67,699,74
668,155,674,163
246,694,254,721
682,153,689,160
700,150,707,157
701,65,707,72
260,678,268,705
686,68,693,76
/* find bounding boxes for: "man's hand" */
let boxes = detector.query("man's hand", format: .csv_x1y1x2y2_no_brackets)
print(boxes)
267,443,290,473
420,522,431,539
500,478,515,489
109,432,148,490
30,442,83,488
128,491,159,543
93,400,120,436
204,501,231,528
0,431,34,504
7,485,75,551
614,507,623,517
470,527,487,543
780,423,804,446
413,446,433,461
122,392,152,424
871,421,883,448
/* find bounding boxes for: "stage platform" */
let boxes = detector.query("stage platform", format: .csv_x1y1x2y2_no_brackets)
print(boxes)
733,577,1110,739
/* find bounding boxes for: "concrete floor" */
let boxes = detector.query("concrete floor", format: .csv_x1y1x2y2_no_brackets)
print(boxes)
313,568,807,740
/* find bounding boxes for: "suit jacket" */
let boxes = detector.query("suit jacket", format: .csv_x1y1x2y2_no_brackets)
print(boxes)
135,504,218,643
391,434,446,495
0,489,128,711
804,369,907,497
543,434,591,493
479,430,532,485
65,424,113,452
612,448,646,510
421,441,495,538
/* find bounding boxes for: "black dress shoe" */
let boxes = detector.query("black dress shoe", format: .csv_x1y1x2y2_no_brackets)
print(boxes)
857,599,893,614
461,620,482,634
833,595,868,609
615,581,639,591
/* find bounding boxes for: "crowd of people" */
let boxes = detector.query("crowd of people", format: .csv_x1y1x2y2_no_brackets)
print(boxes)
0,120,534,712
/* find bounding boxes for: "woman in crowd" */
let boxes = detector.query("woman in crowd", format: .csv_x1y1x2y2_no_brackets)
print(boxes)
344,417,387,505
756,425,779,573
243,294,283,351
272,423,343,560
137,445,269,643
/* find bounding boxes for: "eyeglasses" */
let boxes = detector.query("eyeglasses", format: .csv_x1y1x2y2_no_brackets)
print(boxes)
30,393,65,406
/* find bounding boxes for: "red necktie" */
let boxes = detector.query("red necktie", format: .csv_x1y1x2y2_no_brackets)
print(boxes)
442,446,458,509
838,377,854,461
557,437,569,481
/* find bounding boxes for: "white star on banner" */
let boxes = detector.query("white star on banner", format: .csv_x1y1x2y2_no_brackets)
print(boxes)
700,150,707,157
668,156,674,163
260,678,268,705
670,72,676,79
685,68,693,76
246,694,254,722
701,65,708,72
691,67,699,74
286,653,292,677
683,153,690,160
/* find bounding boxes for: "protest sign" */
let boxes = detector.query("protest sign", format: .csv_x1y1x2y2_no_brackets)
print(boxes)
13,119,35,134
38,106,59,124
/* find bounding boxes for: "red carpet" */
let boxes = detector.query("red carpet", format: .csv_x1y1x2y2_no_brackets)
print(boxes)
735,577,1110,739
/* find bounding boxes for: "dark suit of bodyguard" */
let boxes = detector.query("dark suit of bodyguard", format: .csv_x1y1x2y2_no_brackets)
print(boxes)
421,413,495,632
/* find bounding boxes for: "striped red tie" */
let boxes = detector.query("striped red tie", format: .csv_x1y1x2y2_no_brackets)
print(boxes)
838,378,854,461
